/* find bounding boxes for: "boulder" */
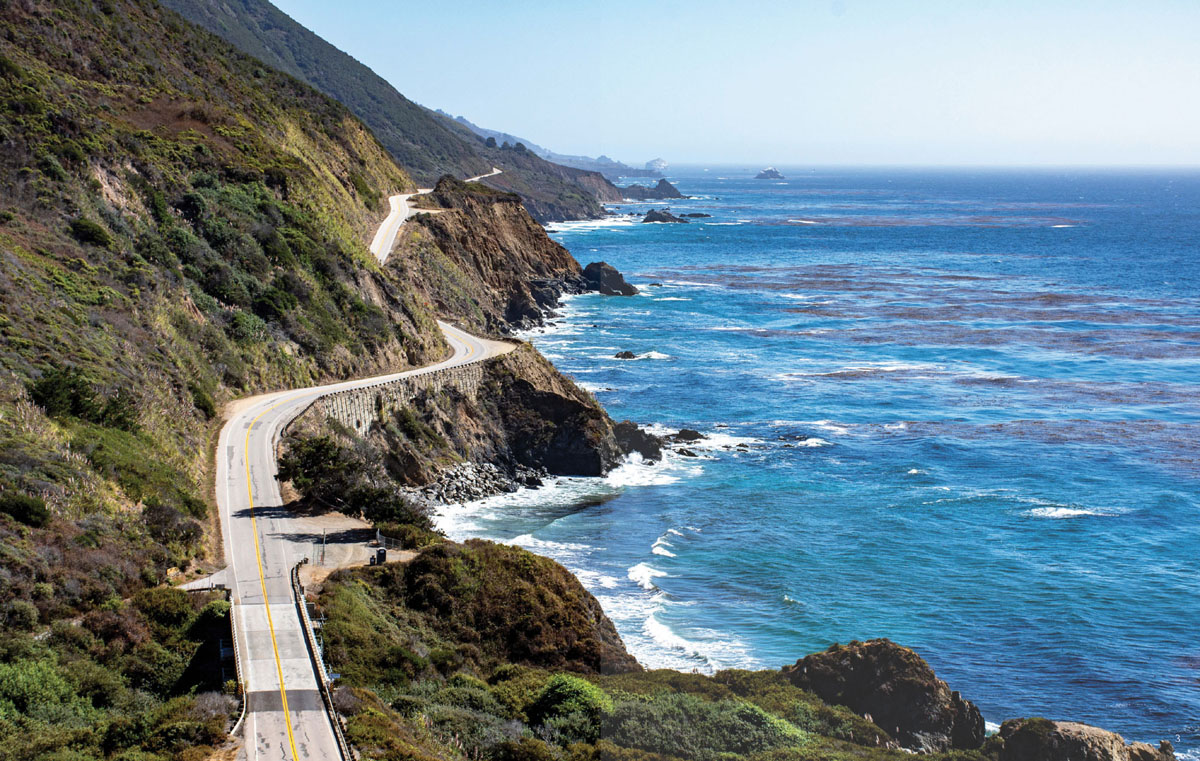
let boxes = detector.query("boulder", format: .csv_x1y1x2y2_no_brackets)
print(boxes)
614,351,637,359
994,719,1175,761
782,639,984,753
583,261,638,296
670,428,705,443
613,421,663,462
642,209,688,224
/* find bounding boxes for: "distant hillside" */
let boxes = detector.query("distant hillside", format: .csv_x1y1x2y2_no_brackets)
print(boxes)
163,0,622,221
441,110,660,179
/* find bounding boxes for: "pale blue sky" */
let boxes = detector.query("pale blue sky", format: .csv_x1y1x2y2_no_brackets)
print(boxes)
272,0,1200,166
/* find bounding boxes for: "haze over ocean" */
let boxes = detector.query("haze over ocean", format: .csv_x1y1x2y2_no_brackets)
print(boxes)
436,167,1200,755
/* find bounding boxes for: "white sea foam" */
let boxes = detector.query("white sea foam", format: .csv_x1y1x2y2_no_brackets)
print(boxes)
907,468,925,475
789,219,820,224
666,528,686,537
628,562,668,591
544,216,636,233
985,721,1001,735
572,568,620,589
645,613,702,654
651,543,677,558
1028,506,1109,519
796,437,832,447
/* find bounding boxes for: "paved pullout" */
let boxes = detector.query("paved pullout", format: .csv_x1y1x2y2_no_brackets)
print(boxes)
217,171,511,760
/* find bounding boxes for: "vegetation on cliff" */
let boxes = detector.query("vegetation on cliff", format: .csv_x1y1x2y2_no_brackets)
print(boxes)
316,542,1006,761
162,0,624,221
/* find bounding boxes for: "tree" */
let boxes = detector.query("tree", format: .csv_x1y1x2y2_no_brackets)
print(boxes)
485,136,497,148
29,366,99,420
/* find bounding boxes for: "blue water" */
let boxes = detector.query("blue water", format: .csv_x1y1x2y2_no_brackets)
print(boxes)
438,168,1200,753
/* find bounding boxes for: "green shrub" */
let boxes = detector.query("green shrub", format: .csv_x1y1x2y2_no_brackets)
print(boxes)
493,737,557,761
68,218,113,247
0,492,50,527
4,600,40,630
529,674,612,728
30,365,99,420
0,209,14,224
187,382,217,419
0,55,23,80
602,693,806,761
133,587,192,629
229,310,266,342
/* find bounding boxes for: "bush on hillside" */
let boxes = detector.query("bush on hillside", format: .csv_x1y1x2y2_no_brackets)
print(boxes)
68,217,113,247
0,492,50,527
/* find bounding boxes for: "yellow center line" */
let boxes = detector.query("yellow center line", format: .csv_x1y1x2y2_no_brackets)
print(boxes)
245,401,302,761
235,327,475,759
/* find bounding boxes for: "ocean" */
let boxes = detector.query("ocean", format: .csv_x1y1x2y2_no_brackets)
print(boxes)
435,167,1199,753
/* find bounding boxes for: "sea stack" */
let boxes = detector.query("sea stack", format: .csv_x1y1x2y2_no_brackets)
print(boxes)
756,166,785,179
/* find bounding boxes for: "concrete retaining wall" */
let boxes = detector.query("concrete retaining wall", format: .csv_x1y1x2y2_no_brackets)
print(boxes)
310,362,486,436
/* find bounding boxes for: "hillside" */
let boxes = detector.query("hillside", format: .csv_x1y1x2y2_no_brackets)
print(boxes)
0,0,618,757
162,0,624,221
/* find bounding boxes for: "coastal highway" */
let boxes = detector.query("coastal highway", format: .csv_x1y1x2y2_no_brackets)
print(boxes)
369,167,502,262
217,170,511,760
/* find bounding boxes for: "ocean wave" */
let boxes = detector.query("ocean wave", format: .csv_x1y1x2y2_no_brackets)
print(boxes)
628,562,668,591
645,613,704,656
655,297,692,301
545,216,636,233
1028,506,1111,519
651,543,677,558
795,437,832,447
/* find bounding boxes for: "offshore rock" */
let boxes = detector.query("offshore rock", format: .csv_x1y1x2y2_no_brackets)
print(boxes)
642,208,688,224
782,639,985,753
620,178,685,200
756,166,785,179
614,351,637,359
995,719,1175,761
583,261,638,296
613,420,663,462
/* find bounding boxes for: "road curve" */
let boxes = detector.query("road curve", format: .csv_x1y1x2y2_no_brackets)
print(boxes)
217,174,511,759
369,167,501,263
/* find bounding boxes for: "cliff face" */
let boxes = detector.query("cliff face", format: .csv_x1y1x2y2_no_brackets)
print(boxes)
402,177,587,331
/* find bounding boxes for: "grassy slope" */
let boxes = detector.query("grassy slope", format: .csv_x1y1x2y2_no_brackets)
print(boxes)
162,0,622,221
160,0,490,185
0,0,450,757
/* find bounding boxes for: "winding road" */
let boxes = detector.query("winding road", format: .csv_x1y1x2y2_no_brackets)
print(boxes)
216,169,510,760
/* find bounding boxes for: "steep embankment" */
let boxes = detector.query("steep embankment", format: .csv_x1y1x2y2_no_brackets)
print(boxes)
164,0,625,221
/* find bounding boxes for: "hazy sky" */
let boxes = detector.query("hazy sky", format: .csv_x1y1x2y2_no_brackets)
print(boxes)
271,0,1200,166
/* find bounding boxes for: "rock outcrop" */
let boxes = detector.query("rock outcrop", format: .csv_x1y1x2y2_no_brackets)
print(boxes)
406,176,588,331
756,166,785,179
642,209,688,224
782,639,984,753
993,719,1175,761
368,539,643,675
620,179,685,200
583,261,638,296
613,421,663,462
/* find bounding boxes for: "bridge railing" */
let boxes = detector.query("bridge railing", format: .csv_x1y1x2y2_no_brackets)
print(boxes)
291,561,354,761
